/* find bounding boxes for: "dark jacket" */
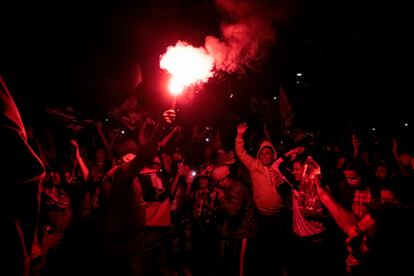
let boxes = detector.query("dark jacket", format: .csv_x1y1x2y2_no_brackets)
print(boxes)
219,179,257,239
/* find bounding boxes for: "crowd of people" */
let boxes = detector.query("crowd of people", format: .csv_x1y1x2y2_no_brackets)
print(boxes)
2,75,413,276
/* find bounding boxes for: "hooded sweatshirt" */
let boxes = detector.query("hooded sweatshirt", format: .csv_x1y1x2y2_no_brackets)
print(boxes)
235,137,286,215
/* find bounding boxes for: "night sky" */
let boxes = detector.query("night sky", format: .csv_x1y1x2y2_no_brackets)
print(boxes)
0,0,412,131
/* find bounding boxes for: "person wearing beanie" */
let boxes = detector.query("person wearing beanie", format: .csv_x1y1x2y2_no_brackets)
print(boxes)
212,166,256,276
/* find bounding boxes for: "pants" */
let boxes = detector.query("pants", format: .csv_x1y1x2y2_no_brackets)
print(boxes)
219,237,254,276
253,211,292,276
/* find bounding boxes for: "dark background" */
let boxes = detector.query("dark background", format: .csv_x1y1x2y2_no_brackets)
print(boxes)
0,0,412,133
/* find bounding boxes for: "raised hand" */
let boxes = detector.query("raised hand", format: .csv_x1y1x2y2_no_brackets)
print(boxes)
163,109,176,124
237,122,248,136
70,139,80,155
285,146,305,160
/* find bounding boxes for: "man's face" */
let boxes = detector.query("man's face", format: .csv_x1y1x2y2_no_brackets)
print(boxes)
375,165,389,180
199,177,209,189
91,167,104,182
64,171,72,184
293,162,304,182
96,149,106,163
259,147,275,166
344,170,361,187
50,171,61,185
380,189,396,203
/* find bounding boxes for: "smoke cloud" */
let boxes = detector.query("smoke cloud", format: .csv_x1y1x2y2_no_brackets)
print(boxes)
205,0,281,73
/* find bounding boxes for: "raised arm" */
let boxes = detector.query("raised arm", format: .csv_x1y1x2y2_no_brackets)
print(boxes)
170,162,185,196
392,138,411,177
352,134,361,159
125,109,176,177
315,177,358,235
138,116,156,146
235,123,256,170
159,125,181,149
95,121,113,160
70,139,89,182
158,126,181,174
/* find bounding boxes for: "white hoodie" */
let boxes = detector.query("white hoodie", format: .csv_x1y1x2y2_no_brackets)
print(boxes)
235,137,285,215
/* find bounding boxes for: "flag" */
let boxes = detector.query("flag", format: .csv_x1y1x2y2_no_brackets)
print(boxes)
278,84,295,129
250,96,277,122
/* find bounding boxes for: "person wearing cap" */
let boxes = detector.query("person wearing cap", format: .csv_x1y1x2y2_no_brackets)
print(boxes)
189,167,220,276
212,165,256,276
137,124,189,276
191,167,217,222
135,154,173,276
